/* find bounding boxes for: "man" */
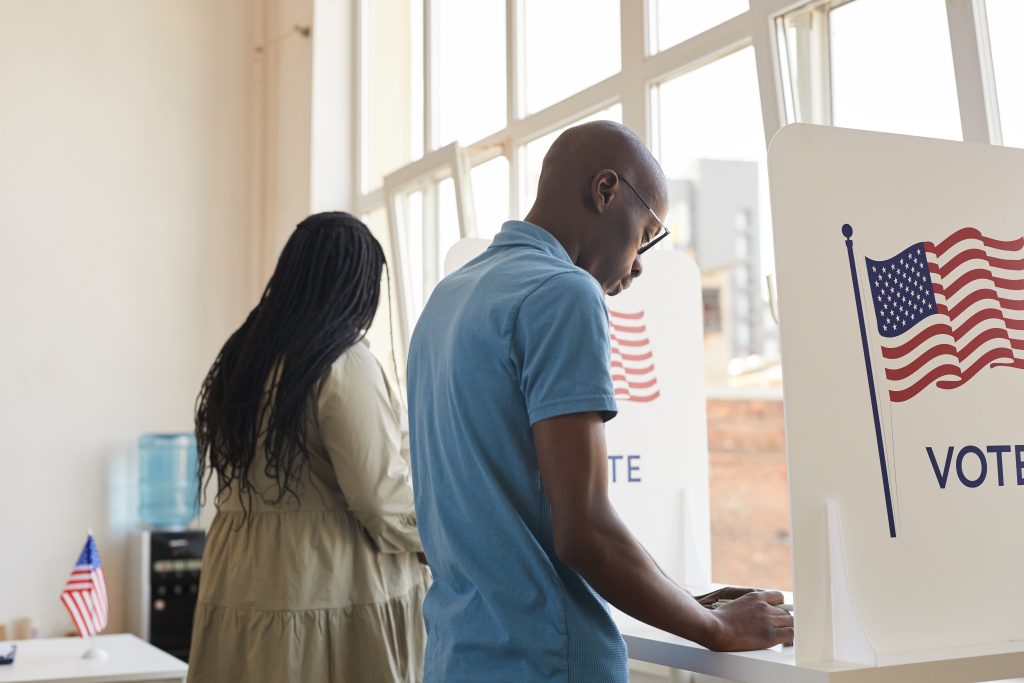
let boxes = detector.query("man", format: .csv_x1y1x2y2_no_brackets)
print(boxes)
407,121,793,683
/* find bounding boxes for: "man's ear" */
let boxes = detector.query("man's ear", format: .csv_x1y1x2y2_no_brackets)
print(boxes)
590,169,618,215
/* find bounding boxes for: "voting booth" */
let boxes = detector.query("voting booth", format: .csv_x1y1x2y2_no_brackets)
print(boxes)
770,124,1024,669
444,240,712,589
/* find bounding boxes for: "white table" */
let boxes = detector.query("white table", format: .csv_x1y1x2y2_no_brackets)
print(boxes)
0,634,186,683
622,621,1024,683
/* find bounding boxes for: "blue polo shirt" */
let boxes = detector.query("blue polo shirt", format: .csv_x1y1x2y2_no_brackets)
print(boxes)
407,220,625,683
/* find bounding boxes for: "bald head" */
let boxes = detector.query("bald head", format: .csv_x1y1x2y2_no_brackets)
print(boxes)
537,120,667,210
524,121,668,296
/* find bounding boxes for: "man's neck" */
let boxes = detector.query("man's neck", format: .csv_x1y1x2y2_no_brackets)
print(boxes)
522,211,581,264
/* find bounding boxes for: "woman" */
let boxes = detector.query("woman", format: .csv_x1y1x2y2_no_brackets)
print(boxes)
187,212,429,682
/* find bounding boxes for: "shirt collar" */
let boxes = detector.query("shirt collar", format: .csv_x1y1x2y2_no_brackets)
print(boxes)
490,220,573,264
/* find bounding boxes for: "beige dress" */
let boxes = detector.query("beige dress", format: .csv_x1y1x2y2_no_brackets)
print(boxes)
187,342,429,683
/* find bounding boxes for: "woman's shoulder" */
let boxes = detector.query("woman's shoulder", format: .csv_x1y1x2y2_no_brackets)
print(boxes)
321,341,387,393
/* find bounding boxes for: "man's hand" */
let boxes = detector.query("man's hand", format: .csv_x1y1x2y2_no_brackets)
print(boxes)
705,591,794,651
693,586,760,609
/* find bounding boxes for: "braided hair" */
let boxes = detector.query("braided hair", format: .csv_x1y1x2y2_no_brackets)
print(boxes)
195,211,388,513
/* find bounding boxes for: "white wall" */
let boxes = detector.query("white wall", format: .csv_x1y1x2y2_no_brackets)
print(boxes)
0,0,255,636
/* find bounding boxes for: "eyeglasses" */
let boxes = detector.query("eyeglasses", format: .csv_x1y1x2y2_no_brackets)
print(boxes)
618,175,670,255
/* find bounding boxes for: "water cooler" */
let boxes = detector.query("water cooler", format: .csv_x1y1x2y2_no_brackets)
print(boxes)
126,433,205,662
128,530,205,661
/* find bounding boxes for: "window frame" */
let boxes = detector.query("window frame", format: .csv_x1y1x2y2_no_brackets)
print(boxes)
355,0,1008,369
758,0,1002,144
383,142,476,349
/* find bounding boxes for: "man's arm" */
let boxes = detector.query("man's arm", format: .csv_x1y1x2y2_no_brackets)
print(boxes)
533,412,794,651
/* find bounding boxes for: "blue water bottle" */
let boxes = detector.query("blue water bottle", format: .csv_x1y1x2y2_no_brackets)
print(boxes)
139,433,200,530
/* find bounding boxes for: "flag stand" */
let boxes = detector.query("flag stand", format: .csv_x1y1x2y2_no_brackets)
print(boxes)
81,634,109,661
842,223,897,538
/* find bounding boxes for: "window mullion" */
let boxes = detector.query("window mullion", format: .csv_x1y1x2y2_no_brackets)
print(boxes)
791,6,831,125
621,0,649,140
507,0,522,216
424,0,436,152
452,147,478,238
809,6,832,125
751,0,787,149
385,189,414,349
423,182,439,293
946,0,1001,144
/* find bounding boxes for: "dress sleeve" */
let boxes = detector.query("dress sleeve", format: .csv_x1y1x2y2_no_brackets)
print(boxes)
316,344,422,554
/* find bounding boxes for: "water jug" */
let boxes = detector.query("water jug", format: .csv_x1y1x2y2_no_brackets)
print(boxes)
139,433,199,530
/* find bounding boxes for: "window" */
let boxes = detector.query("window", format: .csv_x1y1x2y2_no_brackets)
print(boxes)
472,156,511,239
363,0,423,191
384,145,475,347
435,0,506,147
653,48,774,389
703,288,723,334
734,291,750,318
986,0,1024,148
830,0,961,139
437,178,460,275
361,207,403,384
733,266,750,290
398,189,426,315
649,0,747,53
651,47,788,589
734,232,749,260
522,0,620,114
779,0,962,140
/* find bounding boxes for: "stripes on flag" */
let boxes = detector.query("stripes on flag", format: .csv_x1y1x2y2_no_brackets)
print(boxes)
61,535,108,638
866,227,1024,403
609,309,660,403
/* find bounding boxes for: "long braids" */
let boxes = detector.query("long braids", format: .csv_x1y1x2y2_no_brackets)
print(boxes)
195,212,387,516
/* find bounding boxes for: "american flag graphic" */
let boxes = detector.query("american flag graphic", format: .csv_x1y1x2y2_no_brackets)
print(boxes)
609,309,660,403
61,534,108,638
866,227,1024,403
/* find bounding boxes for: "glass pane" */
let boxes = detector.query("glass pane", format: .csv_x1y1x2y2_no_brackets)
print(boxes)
365,0,423,191
438,178,460,275
403,190,425,316
830,0,961,140
391,179,461,336
361,208,404,384
775,8,826,125
523,0,620,114
521,104,623,212
436,0,506,146
650,0,747,53
653,48,789,591
986,0,1024,148
472,156,511,239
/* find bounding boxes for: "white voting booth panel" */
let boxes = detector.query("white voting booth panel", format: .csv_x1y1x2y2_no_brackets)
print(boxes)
444,240,711,588
770,124,1024,669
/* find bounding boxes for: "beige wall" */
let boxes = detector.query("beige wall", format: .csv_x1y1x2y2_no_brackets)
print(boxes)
0,0,257,636
252,0,358,276
253,0,316,277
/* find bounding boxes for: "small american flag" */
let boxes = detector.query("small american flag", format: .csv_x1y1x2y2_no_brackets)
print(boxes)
61,534,108,638
866,227,1024,403
609,309,660,403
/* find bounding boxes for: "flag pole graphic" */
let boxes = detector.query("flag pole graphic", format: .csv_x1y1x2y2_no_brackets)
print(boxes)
842,224,897,538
